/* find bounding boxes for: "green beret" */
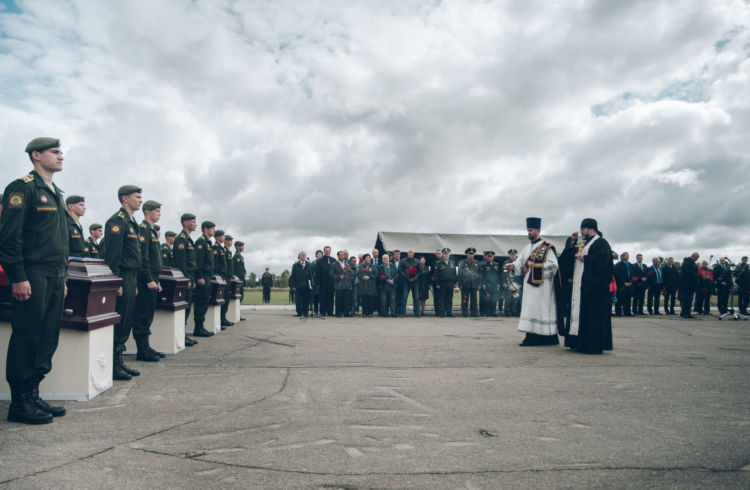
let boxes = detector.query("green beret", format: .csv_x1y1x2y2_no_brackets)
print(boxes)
201,221,215,229
25,137,60,154
224,235,233,241
117,185,142,197
89,223,102,231
180,213,196,222
165,231,177,237
65,195,85,205
142,199,161,210
235,241,244,246
153,224,160,231
214,229,225,237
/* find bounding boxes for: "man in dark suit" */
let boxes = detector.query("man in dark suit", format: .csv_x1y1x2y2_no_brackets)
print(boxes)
647,257,664,315
613,252,634,316
330,251,349,317
379,254,398,317
317,246,335,317
662,257,679,315
712,257,732,315
290,251,312,317
678,252,700,318
632,254,648,315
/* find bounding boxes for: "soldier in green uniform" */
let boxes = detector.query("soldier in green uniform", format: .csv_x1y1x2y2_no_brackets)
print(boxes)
172,214,198,346
84,223,103,258
458,247,481,317
162,231,176,267
223,235,236,325
479,251,502,317
212,230,231,328
132,200,164,362
103,185,143,381
234,241,247,320
193,221,216,337
65,195,86,257
435,248,457,318
501,249,522,317
0,137,69,424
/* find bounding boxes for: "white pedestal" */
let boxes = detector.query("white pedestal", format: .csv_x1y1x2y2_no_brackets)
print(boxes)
0,321,113,401
229,299,241,323
208,305,221,333
125,309,186,355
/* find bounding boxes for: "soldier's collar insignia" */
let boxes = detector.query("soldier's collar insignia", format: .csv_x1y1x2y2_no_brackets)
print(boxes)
21,174,34,183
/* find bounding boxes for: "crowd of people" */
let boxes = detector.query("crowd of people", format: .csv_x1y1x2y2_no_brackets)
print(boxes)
0,137,247,425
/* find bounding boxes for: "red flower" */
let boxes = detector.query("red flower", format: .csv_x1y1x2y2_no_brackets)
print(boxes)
379,274,385,279
406,267,418,277
344,266,348,271
662,290,667,297
632,276,638,282
648,271,653,275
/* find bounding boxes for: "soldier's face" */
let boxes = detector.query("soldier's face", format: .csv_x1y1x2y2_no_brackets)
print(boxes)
225,240,232,248
122,193,142,211
185,219,197,232
237,245,244,252
145,208,161,223
34,147,63,173
509,254,517,261
487,255,494,263
166,236,175,245
68,201,85,217
205,227,215,237
527,228,540,241
467,253,474,260
216,235,225,244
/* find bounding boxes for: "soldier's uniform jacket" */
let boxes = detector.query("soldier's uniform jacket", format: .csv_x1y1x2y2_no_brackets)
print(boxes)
224,246,233,276
233,252,246,285
261,272,273,288
138,221,162,283
67,214,86,258
195,234,214,278
479,260,501,289
435,260,457,284
457,258,480,288
0,171,69,282
103,207,141,276
212,243,227,278
161,243,173,267
84,237,101,258
173,230,196,281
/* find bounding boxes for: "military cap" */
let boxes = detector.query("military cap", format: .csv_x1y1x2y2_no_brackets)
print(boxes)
224,235,233,241
507,249,518,255
89,223,102,231
486,250,495,256
153,224,160,231
465,247,476,255
25,137,60,154
65,195,84,205
165,230,177,237
235,241,244,246
214,229,225,237
201,220,216,229
526,217,542,229
142,199,161,210
180,213,196,222
442,248,451,254
117,185,142,197
580,218,598,230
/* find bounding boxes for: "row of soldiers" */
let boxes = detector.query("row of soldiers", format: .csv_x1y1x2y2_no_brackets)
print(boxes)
0,137,248,425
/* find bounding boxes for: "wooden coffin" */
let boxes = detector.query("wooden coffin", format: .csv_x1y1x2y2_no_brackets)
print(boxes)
230,275,243,299
209,274,226,306
61,259,122,331
156,267,190,311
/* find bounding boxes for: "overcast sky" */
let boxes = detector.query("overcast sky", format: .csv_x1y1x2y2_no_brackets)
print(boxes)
1,0,749,274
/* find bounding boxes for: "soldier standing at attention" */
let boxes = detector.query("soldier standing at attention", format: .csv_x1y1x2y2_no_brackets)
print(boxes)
458,247,481,317
65,195,86,257
193,221,216,337
161,231,176,267
104,185,143,381
132,200,164,362
212,230,232,328
85,223,103,258
234,241,247,320
0,137,68,424
223,235,235,326
172,214,199,346
435,248,457,317
480,251,502,317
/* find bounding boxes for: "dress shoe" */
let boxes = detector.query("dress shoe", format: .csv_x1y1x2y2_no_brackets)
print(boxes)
193,326,214,337
221,319,234,326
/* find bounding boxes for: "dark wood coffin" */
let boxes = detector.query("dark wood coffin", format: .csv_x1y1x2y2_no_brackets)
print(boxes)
230,276,243,299
209,274,226,306
62,259,122,331
156,267,189,311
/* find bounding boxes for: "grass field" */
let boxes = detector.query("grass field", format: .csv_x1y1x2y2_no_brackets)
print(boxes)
240,288,474,306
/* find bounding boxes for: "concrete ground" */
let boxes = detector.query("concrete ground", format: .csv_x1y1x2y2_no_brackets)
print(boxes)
1,310,749,489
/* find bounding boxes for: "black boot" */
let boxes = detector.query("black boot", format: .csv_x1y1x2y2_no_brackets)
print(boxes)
193,322,214,337
149,345,166,358
135,337,160,362
117,351,140,376
184,335,197,346
221,317,234,326
7,382,53,424
28,376,66,417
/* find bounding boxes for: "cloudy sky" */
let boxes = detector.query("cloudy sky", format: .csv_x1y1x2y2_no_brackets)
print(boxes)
1,0,749,273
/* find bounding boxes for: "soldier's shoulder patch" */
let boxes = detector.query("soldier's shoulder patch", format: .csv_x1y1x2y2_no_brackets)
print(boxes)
213,250,218,254
21,174,34,183
140,222,147,228
84,247,89,252
7,192,24,208
178,243,185,250
139,235,145,242
197,244,203,249
110,224,121,234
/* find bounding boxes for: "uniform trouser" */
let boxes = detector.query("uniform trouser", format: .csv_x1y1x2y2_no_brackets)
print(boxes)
739,289,749,313
716,285,729,313
380,286,396,316
438,283,454,316
664,289,677,312
482,287,499,316
295,287,310,316
193,274,211,327
6,267,65,384
632,285,646,313
401,280,419,316
647,286,662,313
263,287,271,303
221,281,231,319
320,285,334,315
335,289,351,316
694,291,711,315
433,285,441,316
461,286,478,315
114,270,138,354
184,281,194,325
615,286,632,315
133,277,159,338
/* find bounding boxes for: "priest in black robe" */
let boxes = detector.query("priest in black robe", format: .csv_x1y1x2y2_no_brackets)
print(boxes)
559,218,613,354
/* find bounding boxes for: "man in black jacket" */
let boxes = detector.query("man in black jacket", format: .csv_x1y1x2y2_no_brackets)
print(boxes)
661,257,679,315
647,257,664,315
317,246,335,317
712,257,732,315
613,252,634,316
290,252,312,317
678,252,700,318
632,254,648,315
736,256,749,315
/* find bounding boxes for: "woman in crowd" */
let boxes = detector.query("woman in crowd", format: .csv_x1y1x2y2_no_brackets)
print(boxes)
358,254,377,317
417,256,430,316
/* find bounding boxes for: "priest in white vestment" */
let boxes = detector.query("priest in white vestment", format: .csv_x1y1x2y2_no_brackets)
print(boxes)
506,217,562,346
